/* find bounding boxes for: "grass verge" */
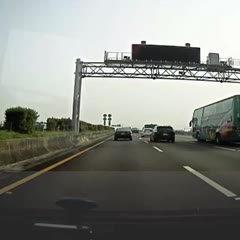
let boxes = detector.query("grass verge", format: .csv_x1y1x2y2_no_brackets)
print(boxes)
0,130,72,140
0,130,113,140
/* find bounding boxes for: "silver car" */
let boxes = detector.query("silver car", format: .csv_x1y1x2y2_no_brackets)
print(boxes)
141,128,153,137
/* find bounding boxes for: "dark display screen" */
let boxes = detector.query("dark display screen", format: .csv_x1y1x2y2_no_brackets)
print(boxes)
132,44,200,63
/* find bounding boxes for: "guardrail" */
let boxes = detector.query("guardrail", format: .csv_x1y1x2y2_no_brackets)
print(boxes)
0,130,114,170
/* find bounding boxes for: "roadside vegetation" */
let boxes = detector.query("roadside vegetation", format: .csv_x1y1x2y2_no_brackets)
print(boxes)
0,106,112,140
0,130,70,140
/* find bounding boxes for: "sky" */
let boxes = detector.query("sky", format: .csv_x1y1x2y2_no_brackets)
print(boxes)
1,0,240,129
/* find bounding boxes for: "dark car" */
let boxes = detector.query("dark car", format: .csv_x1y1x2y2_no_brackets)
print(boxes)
114,127,133,141
150,126,175,143
132,127,139,133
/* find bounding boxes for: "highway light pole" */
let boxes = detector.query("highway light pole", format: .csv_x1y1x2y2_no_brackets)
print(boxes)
108,114,112,126
103,114,107,126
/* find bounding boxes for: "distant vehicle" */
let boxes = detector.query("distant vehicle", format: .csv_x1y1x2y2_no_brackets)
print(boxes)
141,128,153,137
143,124,158,130
132,128,139,133
112,125,122,131
189,95,240,144
114,127,133,141
150,126,175,143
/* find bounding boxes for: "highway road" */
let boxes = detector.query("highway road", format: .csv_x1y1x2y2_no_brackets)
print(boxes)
1,134,240,212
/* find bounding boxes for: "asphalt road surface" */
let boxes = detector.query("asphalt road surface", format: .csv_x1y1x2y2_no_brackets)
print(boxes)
1,134,240,211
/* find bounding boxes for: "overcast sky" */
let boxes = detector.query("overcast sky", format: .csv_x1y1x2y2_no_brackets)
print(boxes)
1,0,240,129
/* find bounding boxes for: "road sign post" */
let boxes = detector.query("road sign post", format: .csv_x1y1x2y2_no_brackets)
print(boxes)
72,59,83,133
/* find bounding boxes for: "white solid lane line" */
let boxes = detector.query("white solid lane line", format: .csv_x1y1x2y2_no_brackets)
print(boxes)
235,197,240,201
183,166,237,198
215,146,237,152
34,223,78,229
144,140,149,144
153,146,163,153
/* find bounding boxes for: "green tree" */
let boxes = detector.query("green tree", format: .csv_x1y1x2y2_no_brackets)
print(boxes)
46,118,58,131
46,118,72,131
5,107,39,133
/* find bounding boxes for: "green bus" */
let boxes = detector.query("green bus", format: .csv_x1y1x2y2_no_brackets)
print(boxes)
189,95,240,143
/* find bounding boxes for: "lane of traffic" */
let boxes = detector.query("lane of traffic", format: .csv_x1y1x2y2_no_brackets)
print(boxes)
142,135,240,199
1,135,240,211
54,134,182,172
140,134,240,174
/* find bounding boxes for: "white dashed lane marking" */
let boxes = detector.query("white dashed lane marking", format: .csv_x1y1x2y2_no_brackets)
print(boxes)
153,146,163,153
215,146,237,152
183,166,237,198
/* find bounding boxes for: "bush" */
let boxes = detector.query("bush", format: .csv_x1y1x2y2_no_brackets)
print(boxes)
59,118,72,131
46,118,58,131
79,121,87,131
96,125,104,131
35,122,45,131
46,118,72,131
45,118,113,132
78,121,113,132
5,107,39,134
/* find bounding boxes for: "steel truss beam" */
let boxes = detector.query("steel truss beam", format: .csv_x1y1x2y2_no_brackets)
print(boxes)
81,62,240,83
72,60,240,133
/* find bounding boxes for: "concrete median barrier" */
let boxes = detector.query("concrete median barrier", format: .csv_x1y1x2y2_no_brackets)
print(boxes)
0,131,113,171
